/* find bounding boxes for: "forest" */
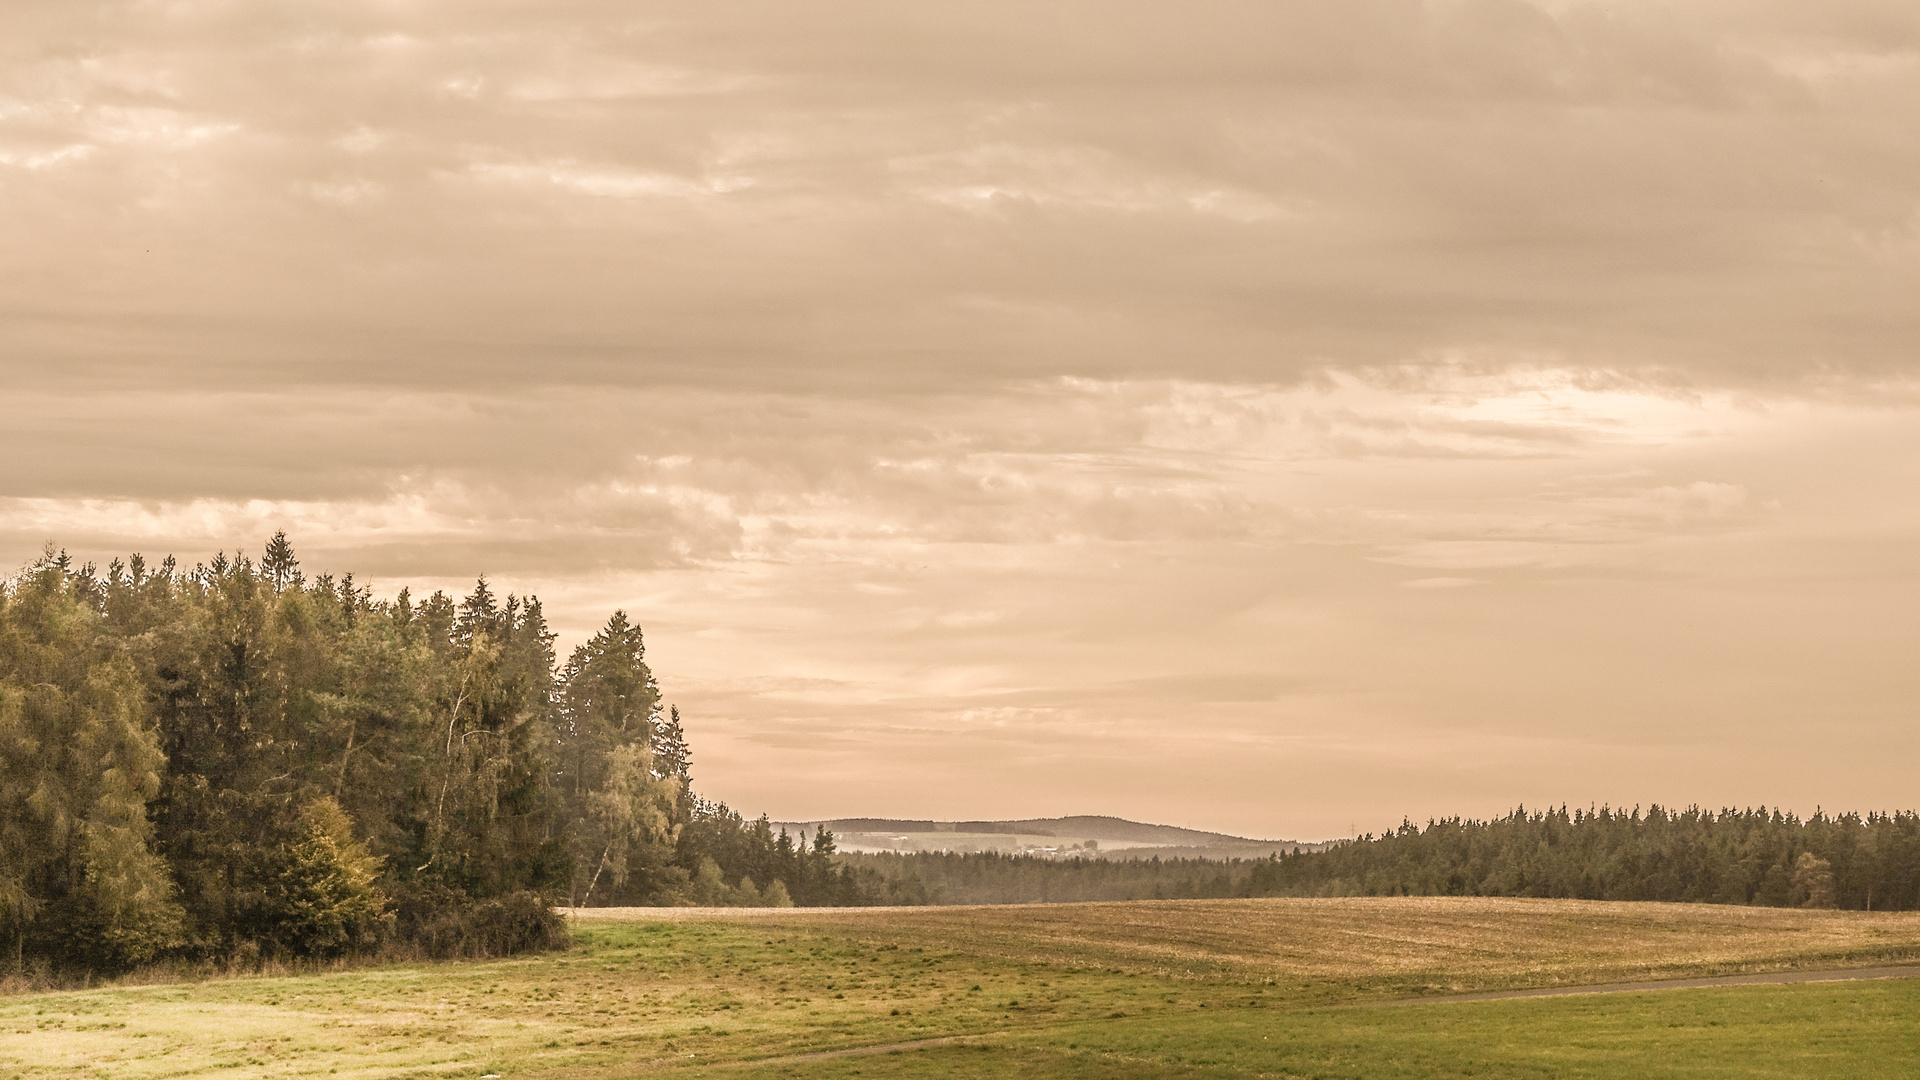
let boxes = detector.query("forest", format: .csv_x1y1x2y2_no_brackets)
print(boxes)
1241,804,1920,909
0,537,911,974
6,538,1917,976
847,805,1920,909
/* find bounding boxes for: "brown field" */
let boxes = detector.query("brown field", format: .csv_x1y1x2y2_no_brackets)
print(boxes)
580,896,1920,995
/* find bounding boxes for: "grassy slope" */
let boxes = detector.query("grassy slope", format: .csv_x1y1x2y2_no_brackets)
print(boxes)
4,898,1919,1079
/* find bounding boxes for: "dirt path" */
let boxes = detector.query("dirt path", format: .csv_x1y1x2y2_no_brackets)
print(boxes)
703,964,1920,1070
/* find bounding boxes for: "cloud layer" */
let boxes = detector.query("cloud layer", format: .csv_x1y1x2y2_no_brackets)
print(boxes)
8,1,1919,391
4,1,1918,836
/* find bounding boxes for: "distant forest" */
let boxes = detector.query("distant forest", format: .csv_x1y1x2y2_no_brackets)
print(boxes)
7,539,1916,975
848,806,1920,909
0,538,912,973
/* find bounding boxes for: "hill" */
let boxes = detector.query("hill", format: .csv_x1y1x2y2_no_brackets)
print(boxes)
772,814,1325,860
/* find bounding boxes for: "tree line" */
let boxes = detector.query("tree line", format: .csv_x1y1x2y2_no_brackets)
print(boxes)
10,536,1911,973
0,537,903,974
844,805,1920,909
839,850,1242,904
1243,805,1920,909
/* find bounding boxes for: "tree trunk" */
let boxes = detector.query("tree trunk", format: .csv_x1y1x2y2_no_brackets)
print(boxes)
333,716,358,798
579,842,612,910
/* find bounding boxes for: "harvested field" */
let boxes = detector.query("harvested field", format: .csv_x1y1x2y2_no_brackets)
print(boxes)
580,896,1920,994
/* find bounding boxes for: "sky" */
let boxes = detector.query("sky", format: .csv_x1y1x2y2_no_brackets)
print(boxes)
3,0,1917,841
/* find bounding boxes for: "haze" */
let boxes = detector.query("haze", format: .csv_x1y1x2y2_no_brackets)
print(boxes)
4,1,1917,840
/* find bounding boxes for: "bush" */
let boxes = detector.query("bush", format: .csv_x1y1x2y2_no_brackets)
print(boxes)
391,884,570,959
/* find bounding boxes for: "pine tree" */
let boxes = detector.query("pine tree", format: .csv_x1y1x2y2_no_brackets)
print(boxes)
654,705,691,784
454,578,500,647
261,531,302,593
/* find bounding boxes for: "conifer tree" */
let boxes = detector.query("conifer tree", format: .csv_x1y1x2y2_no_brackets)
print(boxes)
654,705,691,784
555,611,673,903
266,797,389,956
0,560,184,968
261,531,302,593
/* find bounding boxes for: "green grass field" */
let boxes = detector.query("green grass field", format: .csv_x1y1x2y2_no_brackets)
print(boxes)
5,898,1919,1079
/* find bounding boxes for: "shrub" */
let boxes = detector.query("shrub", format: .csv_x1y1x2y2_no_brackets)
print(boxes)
391,883,569,959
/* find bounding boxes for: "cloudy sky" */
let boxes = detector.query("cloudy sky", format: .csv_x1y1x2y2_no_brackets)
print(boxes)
5,0,1917,839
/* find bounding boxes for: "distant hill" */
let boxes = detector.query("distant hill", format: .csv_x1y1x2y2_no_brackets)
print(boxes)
808,815,1271,844
771,815,1326,860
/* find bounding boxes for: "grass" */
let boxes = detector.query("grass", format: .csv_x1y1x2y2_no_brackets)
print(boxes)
3,897,1918,1079
706,981,1920,1079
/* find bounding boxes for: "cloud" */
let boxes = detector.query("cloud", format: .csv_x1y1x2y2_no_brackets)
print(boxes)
1403,577,1481,589
6,1,1920,835
3,1,1918,394
461,159,753,200
2,370,1899,592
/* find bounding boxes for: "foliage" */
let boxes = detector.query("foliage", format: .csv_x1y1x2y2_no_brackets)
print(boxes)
576,744,680,906
263,797,391,957
0,558,184,970
0,535,857,972
387,885,571,959
554,614,682,906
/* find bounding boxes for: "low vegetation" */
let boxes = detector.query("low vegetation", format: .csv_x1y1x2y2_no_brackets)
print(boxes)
4,897,1918,1078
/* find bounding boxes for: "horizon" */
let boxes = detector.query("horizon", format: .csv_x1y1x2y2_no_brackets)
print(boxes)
6,0,1917,841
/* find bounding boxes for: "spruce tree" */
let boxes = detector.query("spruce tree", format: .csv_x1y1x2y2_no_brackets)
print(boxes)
654,705,691,784
261,531,301,593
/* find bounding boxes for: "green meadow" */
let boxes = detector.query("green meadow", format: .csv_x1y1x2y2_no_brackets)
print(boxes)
719,982,1920,1080
6,897,1919,1079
